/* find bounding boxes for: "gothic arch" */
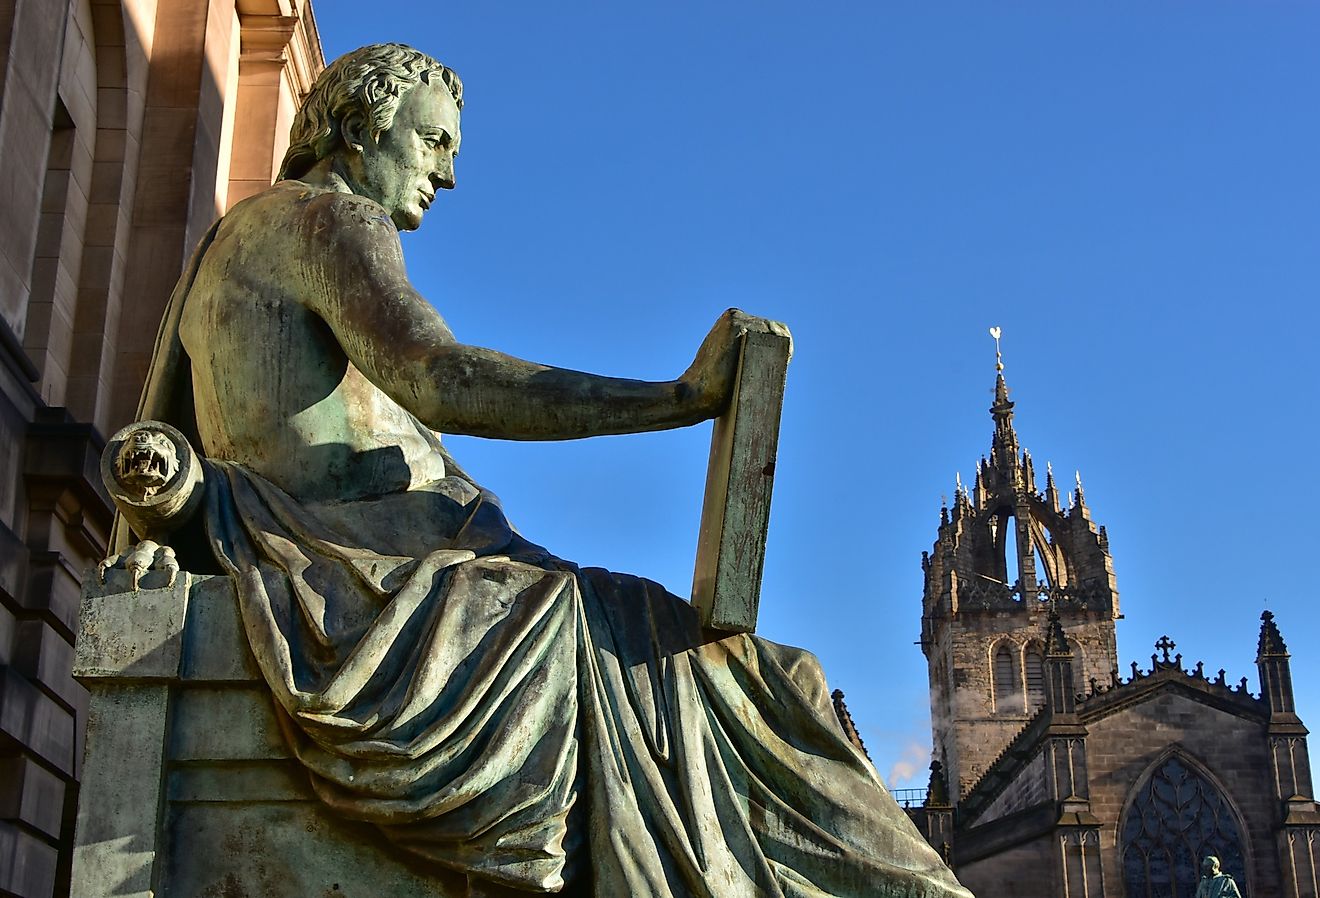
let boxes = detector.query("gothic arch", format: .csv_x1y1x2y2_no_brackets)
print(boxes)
1118,748,1250,898
1023,640,1045,709
1069,637,1085,681
989,637,1021,714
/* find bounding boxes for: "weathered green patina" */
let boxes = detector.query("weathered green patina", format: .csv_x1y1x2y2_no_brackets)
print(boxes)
1196,857,1244,898
108,43,973,898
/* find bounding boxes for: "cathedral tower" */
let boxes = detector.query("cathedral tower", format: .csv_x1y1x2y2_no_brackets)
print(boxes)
920,344,1120,799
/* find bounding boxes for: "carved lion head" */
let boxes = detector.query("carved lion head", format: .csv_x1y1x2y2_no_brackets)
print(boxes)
113,428,180,499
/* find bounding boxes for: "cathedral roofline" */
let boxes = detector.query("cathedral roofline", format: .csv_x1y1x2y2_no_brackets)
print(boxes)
957,637,1269,826
1075,655,1266,726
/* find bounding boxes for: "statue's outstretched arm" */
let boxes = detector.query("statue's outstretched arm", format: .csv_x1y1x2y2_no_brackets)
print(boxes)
304,193,787,440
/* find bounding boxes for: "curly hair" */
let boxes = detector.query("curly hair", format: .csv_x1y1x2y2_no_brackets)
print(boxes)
278,43,463,181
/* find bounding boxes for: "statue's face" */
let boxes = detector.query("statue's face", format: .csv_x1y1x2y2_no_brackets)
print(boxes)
358,81,461,230
1202,857,1218,876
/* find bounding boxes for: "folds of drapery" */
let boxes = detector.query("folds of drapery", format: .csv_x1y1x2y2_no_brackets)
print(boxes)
203,461,973,898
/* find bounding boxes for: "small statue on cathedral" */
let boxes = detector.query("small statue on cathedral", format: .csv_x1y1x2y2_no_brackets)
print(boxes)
1195,856,1243,898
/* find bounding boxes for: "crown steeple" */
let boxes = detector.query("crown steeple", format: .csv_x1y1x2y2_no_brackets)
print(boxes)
920,329,1121,801
937,330,1118,607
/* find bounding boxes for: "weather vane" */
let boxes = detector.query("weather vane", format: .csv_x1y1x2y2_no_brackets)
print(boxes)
989,326,1004,372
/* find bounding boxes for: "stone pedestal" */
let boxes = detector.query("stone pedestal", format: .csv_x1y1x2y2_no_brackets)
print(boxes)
71,572,468,897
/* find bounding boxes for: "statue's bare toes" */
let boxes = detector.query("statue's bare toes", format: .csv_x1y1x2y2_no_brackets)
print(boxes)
96,554,121,585
157,546,180,588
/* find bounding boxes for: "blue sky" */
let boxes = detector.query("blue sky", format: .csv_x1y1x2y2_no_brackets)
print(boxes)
313,1,1320,787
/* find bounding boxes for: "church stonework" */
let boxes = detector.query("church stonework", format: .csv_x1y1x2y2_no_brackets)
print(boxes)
921,365,1120,801
909,361,1320,898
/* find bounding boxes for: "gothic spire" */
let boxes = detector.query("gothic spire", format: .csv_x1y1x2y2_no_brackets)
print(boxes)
988,329,1019,468
1044,606,1071,658
1256,611,1297,717
1045,462,1061,513
1042,606,1078,714
1257,610,1289,659
831,690,871,761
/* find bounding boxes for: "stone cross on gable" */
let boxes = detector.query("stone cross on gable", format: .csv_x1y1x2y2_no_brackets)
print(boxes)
1155,635,1177,664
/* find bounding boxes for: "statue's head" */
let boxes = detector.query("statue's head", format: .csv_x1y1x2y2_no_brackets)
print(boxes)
1202,856,1221,877
279,43,464,230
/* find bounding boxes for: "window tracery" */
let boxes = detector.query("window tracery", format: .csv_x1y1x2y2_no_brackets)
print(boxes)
1120,754,1246,898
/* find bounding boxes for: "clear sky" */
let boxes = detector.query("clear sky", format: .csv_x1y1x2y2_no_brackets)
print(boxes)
312,1,1320,788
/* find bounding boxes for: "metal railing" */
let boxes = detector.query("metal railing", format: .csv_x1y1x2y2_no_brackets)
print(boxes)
890,787,929,808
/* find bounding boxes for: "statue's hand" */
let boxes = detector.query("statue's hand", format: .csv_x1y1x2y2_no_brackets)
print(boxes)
97,540,179,592
681,309,792,416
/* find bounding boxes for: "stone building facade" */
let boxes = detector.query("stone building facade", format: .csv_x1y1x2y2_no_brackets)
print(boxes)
909,368,1320,897
0,2,321,894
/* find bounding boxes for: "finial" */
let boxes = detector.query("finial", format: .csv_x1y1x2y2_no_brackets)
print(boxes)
1044,606,1070,657
927,760,949,806
989,326,1004,373
955,472,963,495
1257,609,1289,658
1154,635,1176,664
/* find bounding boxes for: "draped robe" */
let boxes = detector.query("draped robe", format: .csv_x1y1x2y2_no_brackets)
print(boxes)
130,201,974,898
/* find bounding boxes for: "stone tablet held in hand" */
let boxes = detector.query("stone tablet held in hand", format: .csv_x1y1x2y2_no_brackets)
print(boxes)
692,328,792,632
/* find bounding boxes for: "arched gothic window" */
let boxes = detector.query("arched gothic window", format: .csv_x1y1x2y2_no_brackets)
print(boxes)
993,644,1018,712
1024,646,1044,707
1071,641,1086,687
1120,754,1247,898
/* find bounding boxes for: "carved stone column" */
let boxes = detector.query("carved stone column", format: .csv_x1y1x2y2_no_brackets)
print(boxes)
1044,610,1104,896
1258,612,1320,897
1058,828,1105,898
70,573,191,898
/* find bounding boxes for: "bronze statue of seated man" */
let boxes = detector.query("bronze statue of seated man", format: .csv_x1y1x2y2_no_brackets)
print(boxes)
105,42,972,898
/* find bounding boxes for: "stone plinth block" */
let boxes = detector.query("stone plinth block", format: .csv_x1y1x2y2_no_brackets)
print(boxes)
74,572,190,681
70,571,467,898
